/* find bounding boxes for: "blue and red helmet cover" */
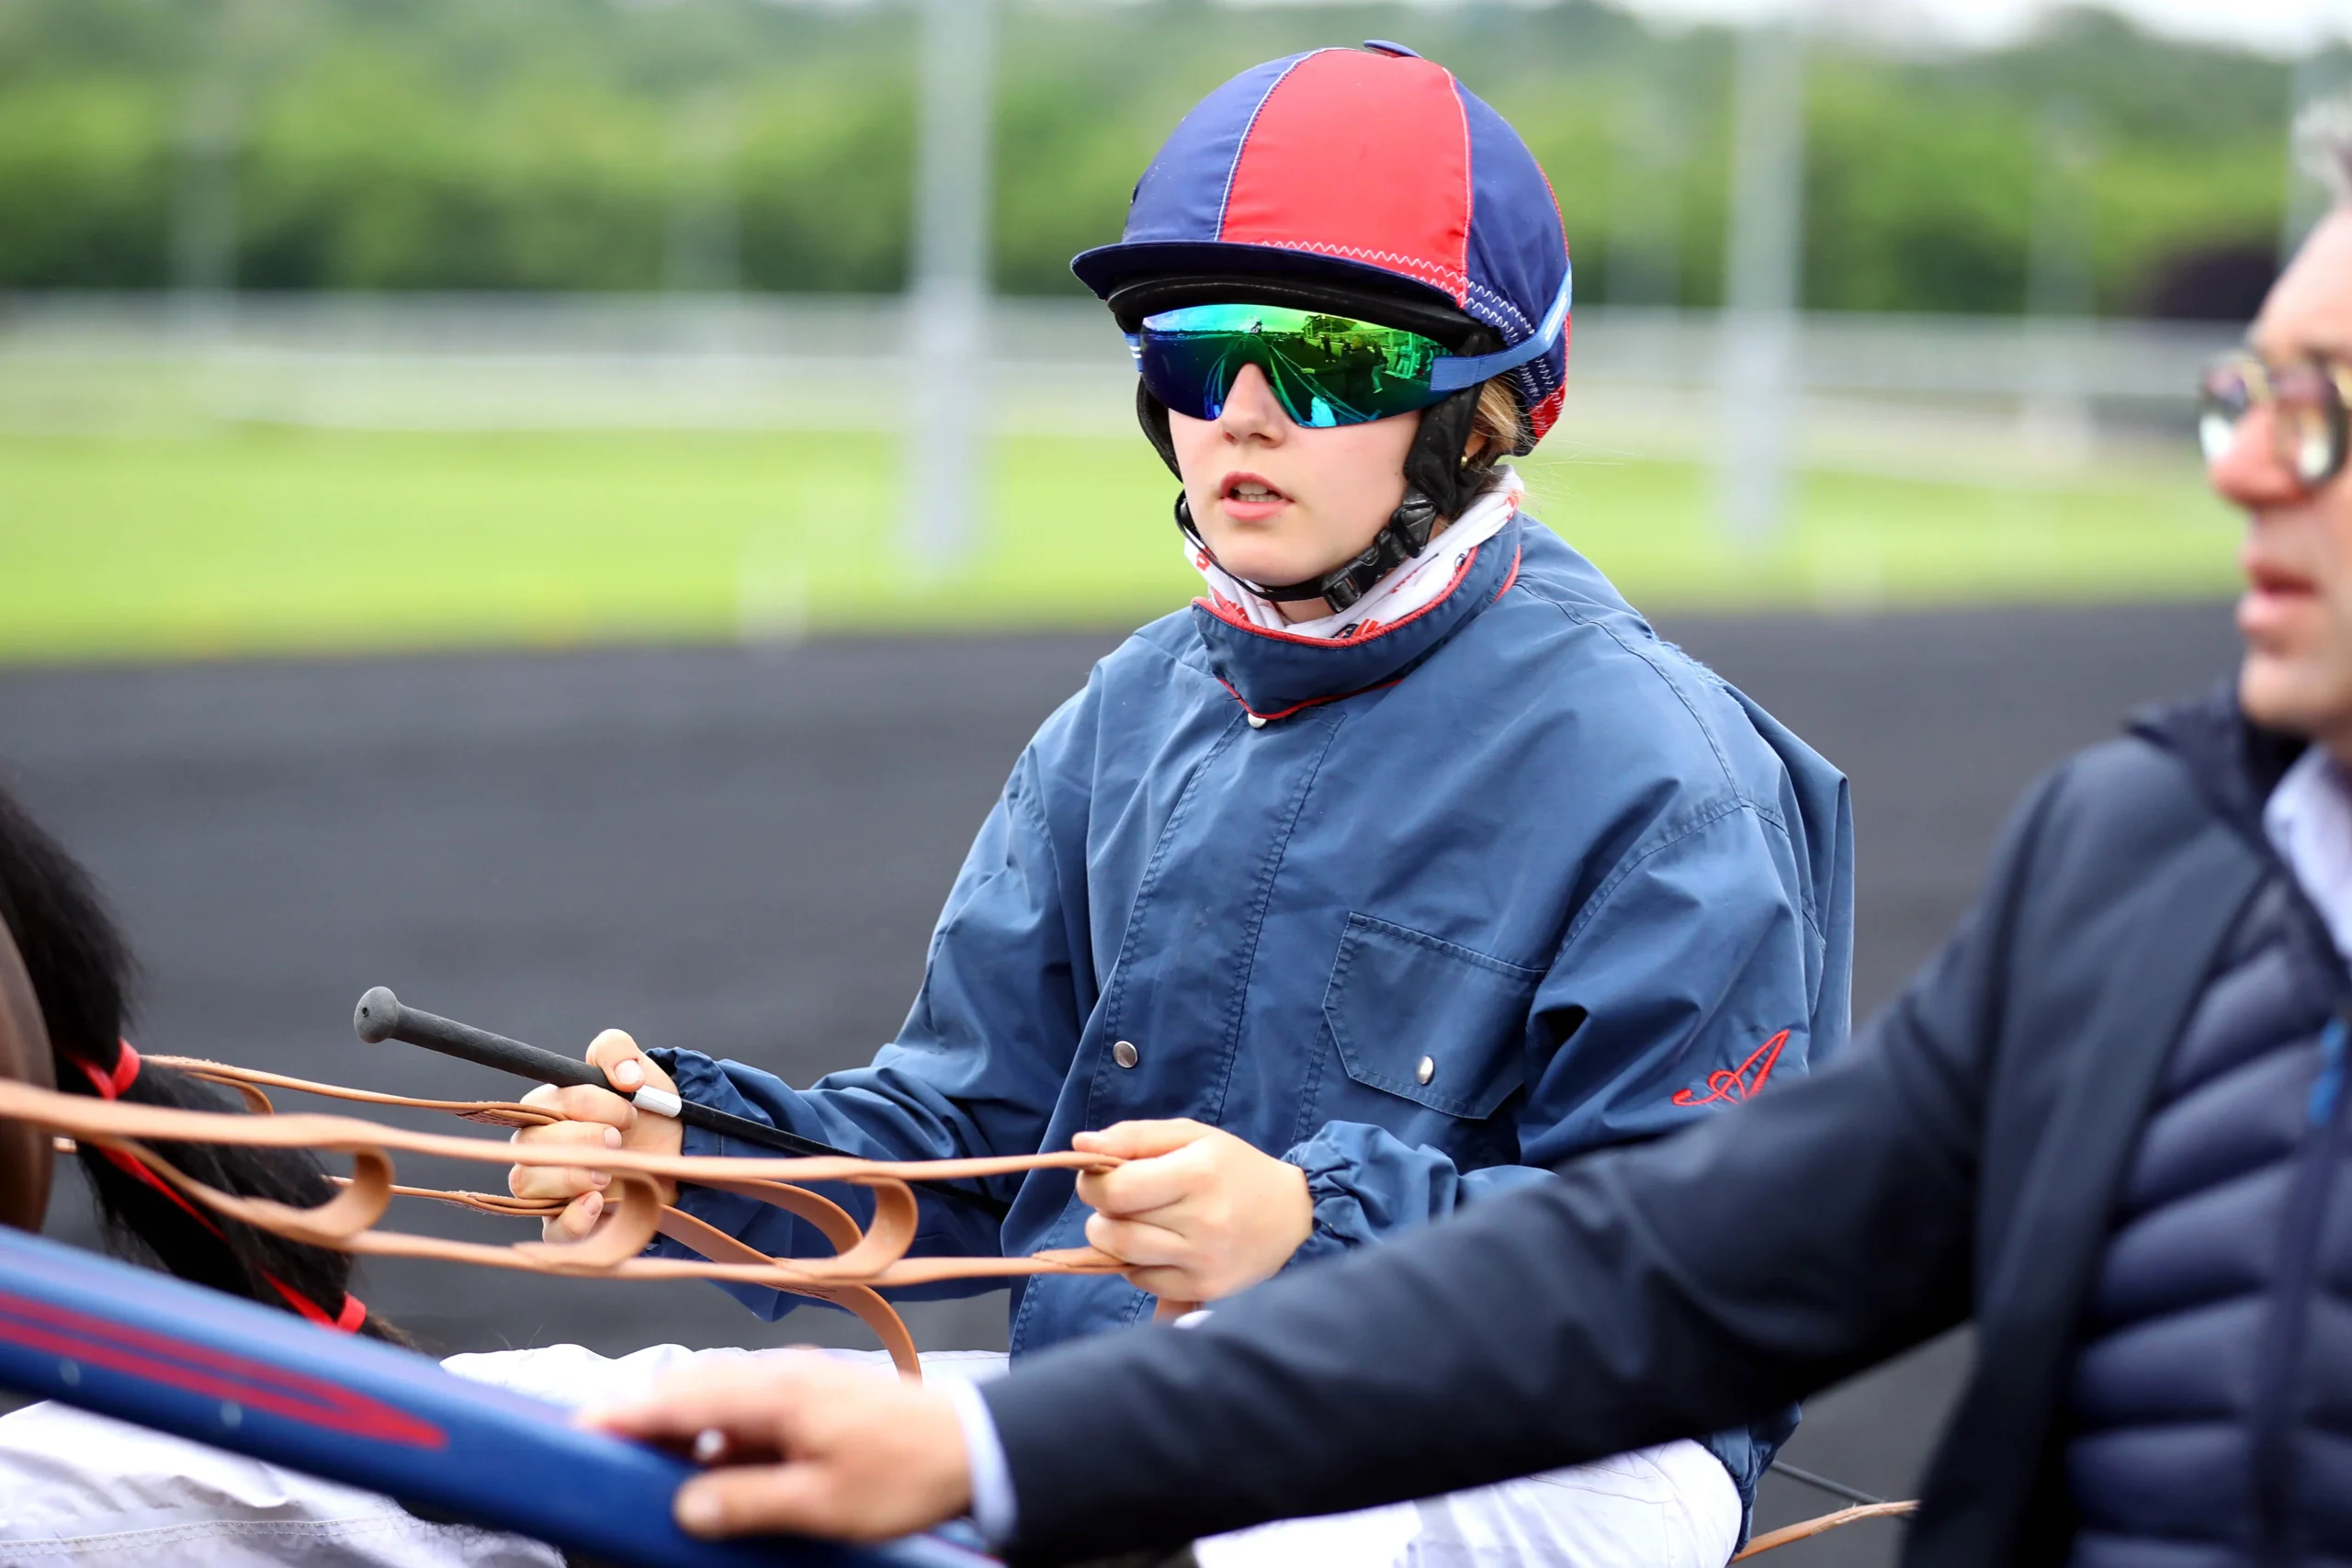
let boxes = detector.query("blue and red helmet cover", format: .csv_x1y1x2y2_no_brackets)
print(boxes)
1072,43,1573,442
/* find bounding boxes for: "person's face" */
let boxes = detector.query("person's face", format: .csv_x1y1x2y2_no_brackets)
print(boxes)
2225,209,2352,753
1169,364,1421,618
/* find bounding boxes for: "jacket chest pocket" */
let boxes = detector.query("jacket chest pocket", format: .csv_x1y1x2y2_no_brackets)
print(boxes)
1315,914,1542,1134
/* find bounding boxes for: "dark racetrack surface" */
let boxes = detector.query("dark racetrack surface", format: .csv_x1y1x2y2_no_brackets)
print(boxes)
0,601,2244,1564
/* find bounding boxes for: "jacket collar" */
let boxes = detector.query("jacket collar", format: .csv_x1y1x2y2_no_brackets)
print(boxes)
2129,682,2308,848
2131,683,2352,996
1188,513,1523,722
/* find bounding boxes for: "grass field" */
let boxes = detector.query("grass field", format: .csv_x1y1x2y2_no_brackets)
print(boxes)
0,426,2241,661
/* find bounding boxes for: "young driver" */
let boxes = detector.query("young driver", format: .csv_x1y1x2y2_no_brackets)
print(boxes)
519,42,1853,1564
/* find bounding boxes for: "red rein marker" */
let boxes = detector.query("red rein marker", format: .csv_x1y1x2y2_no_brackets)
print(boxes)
75,1040,367,1335
74,1040,140,1100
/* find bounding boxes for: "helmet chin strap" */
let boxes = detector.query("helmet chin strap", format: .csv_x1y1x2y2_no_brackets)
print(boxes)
1176,488,1440,611
1141,382,1495,615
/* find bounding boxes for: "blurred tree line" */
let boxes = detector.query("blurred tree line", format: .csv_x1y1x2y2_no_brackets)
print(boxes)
0,0,2321,317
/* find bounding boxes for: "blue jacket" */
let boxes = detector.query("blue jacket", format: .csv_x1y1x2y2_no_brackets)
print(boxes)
653,509,1852,1482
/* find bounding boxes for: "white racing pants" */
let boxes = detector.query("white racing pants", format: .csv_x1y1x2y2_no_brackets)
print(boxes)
0,1344,1739,1568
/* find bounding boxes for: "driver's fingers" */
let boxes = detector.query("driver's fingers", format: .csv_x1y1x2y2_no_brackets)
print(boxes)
1075,1155,1197,1218
1083,1213,1190,1269
517,1081,636,1133
1070,1118,1209,1161
508,1121,623,1200
586,1029,671,1095
1116,1264,1204,1304
541,1189,605,1242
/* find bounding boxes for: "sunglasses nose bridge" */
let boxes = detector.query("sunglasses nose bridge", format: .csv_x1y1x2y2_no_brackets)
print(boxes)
1214,360,1293,433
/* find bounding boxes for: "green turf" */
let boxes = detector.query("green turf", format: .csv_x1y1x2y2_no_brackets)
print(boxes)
0,426,2241,661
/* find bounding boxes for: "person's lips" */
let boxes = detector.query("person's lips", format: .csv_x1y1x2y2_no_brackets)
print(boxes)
1218,471,1291,521
2238,549,2321,642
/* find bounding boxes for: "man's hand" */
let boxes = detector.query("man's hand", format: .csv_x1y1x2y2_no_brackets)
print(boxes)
579,1353,973,1541
1072,1119,1313,1304
507,1029,684,1240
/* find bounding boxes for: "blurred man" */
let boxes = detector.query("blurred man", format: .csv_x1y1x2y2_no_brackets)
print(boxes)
585,102,2352,1568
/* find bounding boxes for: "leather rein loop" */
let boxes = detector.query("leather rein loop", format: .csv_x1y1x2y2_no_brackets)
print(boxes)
4,1061,1123,1382
0,1060,1915,1554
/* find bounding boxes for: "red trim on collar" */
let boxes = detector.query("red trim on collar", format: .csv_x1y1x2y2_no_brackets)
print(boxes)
1490,550,1522,602
1216,673,1405,726
1209,542,1523,725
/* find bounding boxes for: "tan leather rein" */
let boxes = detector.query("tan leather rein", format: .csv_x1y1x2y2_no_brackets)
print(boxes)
0,1062,1915,1556
4,1061,1124,1380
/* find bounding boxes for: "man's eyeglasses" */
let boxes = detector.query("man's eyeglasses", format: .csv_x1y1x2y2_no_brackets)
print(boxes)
2198,351,2351,491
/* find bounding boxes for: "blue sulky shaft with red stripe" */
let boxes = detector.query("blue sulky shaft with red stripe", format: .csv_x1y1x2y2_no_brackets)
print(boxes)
0,1225,993,1568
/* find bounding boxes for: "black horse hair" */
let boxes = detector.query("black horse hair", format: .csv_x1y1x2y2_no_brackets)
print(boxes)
0,784,406,1345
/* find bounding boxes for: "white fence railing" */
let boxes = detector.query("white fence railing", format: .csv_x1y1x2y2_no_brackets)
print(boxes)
0,293,2237,476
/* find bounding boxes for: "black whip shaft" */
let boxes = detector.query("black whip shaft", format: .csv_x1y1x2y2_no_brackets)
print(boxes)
351,987,1009,1217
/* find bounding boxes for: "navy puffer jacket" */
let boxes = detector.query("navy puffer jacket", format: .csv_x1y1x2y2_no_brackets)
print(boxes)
2065,705,2352,1566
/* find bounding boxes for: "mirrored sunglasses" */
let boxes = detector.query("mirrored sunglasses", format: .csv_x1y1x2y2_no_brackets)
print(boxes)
1130,303,1453,428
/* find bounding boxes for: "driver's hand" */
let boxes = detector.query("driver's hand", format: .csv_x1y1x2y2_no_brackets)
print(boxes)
1073,1118,1313,1305
506,1029,683,1239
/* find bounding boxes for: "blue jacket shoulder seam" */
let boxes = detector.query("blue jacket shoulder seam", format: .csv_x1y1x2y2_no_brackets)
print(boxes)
1514,584,1757,814
1008,749,1063,866
1560,795,1804,953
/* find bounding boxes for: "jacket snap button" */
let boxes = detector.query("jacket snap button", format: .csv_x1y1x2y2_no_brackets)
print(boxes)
1416,1055,1436,1086
1113,1040,1140,1069
1245,714,1269,729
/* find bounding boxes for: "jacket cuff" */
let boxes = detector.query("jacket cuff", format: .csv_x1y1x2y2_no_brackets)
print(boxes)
650,1048,732,1147
642,1048,768,1258
1280,1124,1396,1269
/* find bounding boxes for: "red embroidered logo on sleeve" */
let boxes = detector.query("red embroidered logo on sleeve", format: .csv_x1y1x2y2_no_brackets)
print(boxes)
1671,1029,1791,1107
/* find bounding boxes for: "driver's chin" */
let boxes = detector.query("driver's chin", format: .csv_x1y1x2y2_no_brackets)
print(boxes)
2240,646,2352,745
1216,548,1327,590
1201,521,1346,591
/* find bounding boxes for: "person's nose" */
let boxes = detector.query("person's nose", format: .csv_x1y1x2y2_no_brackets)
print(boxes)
1216,365,1287,444
2210,400,2305,512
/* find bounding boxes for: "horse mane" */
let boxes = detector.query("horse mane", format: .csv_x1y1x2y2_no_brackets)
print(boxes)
0,784,405,1344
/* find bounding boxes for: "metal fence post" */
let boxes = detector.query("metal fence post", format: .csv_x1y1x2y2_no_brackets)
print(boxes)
900,0,996,578
1716,22,1805,548
172,3,243,343
666,86,742,299
2022,96,2098,466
